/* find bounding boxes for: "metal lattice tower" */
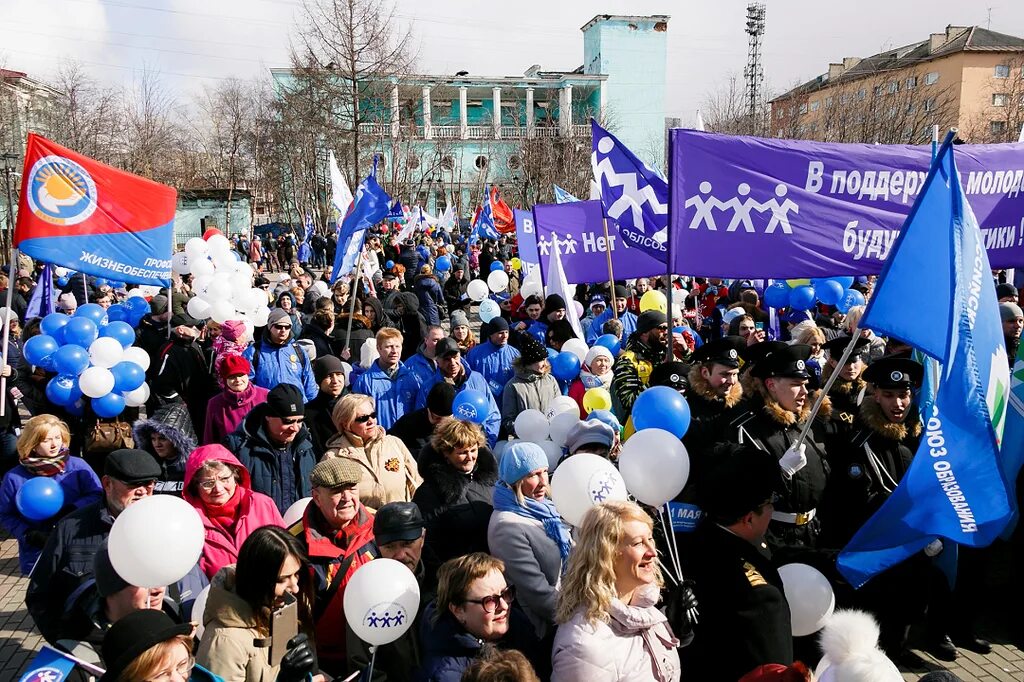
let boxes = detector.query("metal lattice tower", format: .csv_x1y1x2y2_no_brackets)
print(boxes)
744,3,766,119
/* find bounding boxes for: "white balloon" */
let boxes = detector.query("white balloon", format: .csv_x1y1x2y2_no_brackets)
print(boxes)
53,266,69,278
171,252,190,275
466,279,489,302
212,249,237,271
478,299,500,323
245,288,268,311
520,278,542,298
206,234,231,255
487,270,509,293
89,337,124,369
561,338,589,366
186,296,212,320
548,410,580,448
184,237,209,261
230,272,253,293
190,258,215,279
340,362,353,384
513,409,550,442
0,307,13,329
79,366,115,398
191,584,211,639
283,497,311,527
126,288,148,299
108,495,205,589
550,453,628,526
545,396,579,421
252,307,270,327
209,272,234,297
779,563,836,637
538,440,564,471
121,347,151,372
313,280,330,297
209,299,237,324
233,261,253,276
618,429,690,507
123,383,150,407
344,559,421,646
191,275,213,298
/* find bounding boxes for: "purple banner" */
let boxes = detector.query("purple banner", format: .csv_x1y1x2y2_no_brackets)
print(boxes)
513,209,540,276
532,201,664,283
667,130,1024,278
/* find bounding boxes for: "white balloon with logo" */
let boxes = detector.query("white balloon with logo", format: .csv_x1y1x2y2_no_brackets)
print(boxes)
344,559,421,645
550,453,628,526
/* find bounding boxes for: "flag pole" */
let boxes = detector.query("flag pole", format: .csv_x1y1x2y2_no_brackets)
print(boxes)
343,247,364,359
664,133,675,362
603,218,619,320
792,327,861,451
0,247,19,417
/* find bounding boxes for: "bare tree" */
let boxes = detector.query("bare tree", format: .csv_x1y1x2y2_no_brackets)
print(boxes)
121,67,181,183
703,73,771,136
192,78,253,228
961,55,1024,143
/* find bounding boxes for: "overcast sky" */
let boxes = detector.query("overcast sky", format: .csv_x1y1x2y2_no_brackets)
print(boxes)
3,0,1024,126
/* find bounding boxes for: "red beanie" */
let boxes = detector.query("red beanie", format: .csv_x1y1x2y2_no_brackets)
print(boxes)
219,354,251,379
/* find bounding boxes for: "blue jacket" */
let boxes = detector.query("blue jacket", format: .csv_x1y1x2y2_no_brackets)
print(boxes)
350,360,419,430
525,320,547,345
414,275,446,326
0,458,103,574
585,309,637,344
405,350,441,391
243,335,318,402
223,406,317,513
465,341,520,400
415,368,500,446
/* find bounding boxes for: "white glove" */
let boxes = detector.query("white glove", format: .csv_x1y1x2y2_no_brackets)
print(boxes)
924,538,944,557
779,443,807,478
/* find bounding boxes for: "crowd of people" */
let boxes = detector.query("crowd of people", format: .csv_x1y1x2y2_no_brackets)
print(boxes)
0,224,1021,682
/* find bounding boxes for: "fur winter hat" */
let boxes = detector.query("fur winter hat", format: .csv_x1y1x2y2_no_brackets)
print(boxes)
815,610,902,682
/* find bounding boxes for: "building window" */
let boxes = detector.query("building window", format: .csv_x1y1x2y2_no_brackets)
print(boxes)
857,88,866,101
407,154,420,169
440,155,455,171
906,102,915,113
810,100,820,112
825,96,834,108
925,72,940,85
789,105,796,115
991,120,1007,135
993,93,1008,107
474,155,488,170
923,97,936,112
777,109,785,119
906,76,918,89
507,155,521,170
873,85,883,97
887,81,899,94
995,64,1011,78
798,103,808,115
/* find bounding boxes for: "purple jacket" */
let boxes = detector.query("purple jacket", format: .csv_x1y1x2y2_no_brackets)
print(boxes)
203,383,270,446
0,457,103,574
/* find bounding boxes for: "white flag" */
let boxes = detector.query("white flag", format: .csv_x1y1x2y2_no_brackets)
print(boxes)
1018,121,1024,143
546,239,584,340
695,110,706,132
329,151,354,218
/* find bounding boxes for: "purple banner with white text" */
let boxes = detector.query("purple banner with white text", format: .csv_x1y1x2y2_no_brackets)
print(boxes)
532,201,664,283
667,130,1024,278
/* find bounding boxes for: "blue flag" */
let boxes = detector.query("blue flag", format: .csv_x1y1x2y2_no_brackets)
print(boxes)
24,263,56,320
590,118,668,262
999,335,1024,536
19,645,81,681
331,160,391,284
470,186,499,244
386,199,405,222
553,184,580,204
836,136,1013,588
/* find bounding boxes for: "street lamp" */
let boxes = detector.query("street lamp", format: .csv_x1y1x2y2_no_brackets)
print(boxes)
1,153,20,261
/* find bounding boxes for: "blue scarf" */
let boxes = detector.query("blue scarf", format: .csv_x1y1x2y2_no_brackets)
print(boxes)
492,483,573,571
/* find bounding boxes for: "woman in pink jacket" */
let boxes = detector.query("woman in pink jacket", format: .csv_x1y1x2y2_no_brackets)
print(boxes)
203,354,269,445
183,444,285,578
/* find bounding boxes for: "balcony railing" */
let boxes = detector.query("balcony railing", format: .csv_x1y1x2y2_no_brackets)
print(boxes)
357,122,590,140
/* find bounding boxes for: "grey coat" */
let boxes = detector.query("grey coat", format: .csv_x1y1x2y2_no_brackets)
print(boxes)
500,366,561,437
487,509,564,638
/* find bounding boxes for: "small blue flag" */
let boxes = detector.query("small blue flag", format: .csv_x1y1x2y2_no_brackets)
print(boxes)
553,184,580,204
19,646,81,682
24,263,56,320
470,186,499,244
386,199,405,222
331,158,391,284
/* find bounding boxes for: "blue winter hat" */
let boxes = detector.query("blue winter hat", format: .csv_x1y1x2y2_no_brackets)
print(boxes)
499,442,549,485
587,409,622,434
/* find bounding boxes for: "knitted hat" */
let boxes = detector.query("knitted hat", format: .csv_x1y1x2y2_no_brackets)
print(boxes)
587,409,621,433
426,382,457,416
499,442,549,485
1000,302,1023,321
450,309,470,328
265,384,304,418
218,354,251,379
996,282,1017,300
313,355,346,384
636,310,668,334
542,294,566,318
518,333,549,365
220,319,247,343
584,345,613,368
487,317,509,333
565,420,616,453
814,610,902,681
268,308,291,327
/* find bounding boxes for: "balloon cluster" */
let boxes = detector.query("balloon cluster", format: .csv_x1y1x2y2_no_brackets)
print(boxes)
171,233,269,329
466,269,509,305
763,277,865,314
616,386,693,507
512,396,585,469
25,305,151,418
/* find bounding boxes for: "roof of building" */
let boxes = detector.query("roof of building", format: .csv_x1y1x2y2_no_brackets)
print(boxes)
580,14,670,32
772,25,1024,102
0,69,28,79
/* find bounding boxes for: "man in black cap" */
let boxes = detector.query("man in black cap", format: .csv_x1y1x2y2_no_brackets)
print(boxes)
414,338,501,446
611,310,670,418
821,335,872,429
389,381,456,458
27,449,163,644
686,335,746,425
721,342,830,554
586,284,637,344
306,354,347,456
466,316,520,401
443,260,469,314
226,383,318,512
683,443,793,681
245,307,318,402
996,282,1019,303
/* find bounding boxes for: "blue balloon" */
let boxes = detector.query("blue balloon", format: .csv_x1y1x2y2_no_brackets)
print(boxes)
75,303,107,325
106,304,130,323
40,313,70,339
24,334,60,366
452,389,489,424
101,321,136,348
435,255,452,272
490,261,504,272
52,345,90,376
837,288,866,314
109,281,125,289
111,361,146,392
92,391,126,418
63,317,99,348
385,260,395,269
788,285,817,311
16,477,65,521
45,373,80,406
632,385,692,438
126,296,150,316
551,351,581,382
594,334,621,356
57,276,69,287
832,276,855,290
546,347,559,361
816,279,845,306
763,281,791,309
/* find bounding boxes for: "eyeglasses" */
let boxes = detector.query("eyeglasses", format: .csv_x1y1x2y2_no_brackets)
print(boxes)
463,585,516,613
198,474,235,492
353,411,377,424
272,324,292,331
279,417,305,426
117,478,157,490
656,325,670,331
146,656,195,682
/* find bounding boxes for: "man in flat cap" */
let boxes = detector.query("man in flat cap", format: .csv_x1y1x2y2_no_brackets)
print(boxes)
821,334,872,429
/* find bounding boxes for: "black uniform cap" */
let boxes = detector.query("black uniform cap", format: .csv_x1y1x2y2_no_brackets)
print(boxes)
699,442,784,522
823,335,871,363
750,344,813,380
691,335,746,368
863,356,923,390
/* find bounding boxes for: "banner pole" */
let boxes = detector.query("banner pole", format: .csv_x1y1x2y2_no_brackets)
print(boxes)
664,132,675,363
603,217,619,320
792,327,861,451
343,248,364,359
0,247,19,417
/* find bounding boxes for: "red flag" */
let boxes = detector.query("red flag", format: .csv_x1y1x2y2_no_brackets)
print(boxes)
491,186,515,234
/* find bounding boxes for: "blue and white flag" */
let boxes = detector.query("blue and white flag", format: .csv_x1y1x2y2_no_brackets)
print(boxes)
470,186,499,244
837,135,1013,588
331,158,391,284
999,337,1024,535
24,263,56,320
386,199,405,222
591,119,668,262
553,184,580,204
19,645,82,682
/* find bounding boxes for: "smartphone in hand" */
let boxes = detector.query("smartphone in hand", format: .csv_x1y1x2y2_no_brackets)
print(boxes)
269,592,299,667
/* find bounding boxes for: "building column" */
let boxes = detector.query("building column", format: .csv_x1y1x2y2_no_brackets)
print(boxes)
526,87,535,138
560,84,573,136
492,87,502,139
459,86,468,139
421,86,432,139
598,81,607,122
390,84,400,138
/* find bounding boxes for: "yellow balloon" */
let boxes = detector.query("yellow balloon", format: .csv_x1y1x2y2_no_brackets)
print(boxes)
639,289,667,314
582,387,613,414
510,257,522,271
786,278,811,288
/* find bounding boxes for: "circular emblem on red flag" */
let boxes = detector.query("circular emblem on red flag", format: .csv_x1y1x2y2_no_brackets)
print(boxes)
26,155,98,226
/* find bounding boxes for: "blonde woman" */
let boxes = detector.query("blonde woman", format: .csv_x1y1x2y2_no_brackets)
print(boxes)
323,393,422,508
842,305,886,362
551,500,681,682
792,323,826,386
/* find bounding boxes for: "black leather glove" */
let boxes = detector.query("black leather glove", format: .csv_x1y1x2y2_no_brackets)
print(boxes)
25,529,49,549
276,633,317,682
663,579,699,647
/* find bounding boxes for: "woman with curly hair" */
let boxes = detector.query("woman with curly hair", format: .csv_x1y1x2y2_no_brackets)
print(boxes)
551,500,681,682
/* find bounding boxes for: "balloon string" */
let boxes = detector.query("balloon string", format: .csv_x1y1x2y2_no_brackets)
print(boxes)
657,505,682,580
663,502,684,578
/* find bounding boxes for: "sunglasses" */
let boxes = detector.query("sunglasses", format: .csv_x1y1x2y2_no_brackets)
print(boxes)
278,417,305,426
354,411,378,424
272,324,292,331
463,585,516,613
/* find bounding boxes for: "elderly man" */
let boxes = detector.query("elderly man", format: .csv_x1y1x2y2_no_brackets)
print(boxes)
351,327,419,430
244,308,318,401
611,310,670,418
414,338,500,446
226,383,317,512
465,317,520,400
291,458,378,676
